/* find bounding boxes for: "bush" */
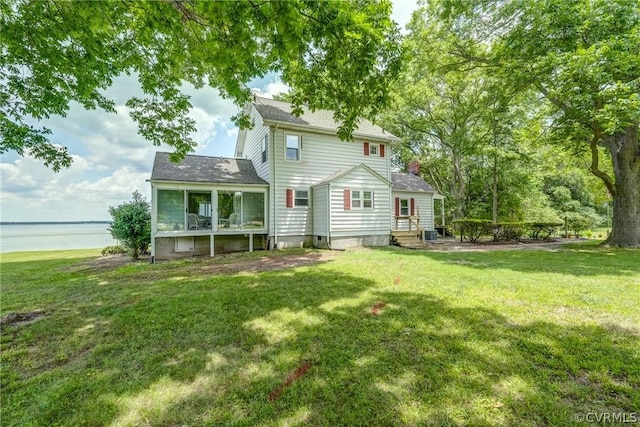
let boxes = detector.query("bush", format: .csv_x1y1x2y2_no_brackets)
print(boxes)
101,245,127,256
528,222,563,240
565,211,600,238
452,219,492,243
108,191,151,260
494,222,526,241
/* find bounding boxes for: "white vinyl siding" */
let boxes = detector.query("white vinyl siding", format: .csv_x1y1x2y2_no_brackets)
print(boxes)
312,184,329,236
392,192,435,231
241,105,271,181
329,169,390,237
272,129,390,237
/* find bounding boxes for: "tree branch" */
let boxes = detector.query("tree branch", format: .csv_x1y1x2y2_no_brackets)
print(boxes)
589,126,616,196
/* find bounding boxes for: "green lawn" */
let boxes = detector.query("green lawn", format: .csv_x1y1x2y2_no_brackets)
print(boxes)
1,244,639,426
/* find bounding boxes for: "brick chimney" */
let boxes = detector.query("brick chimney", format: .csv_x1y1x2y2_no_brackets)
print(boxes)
408,160,420,176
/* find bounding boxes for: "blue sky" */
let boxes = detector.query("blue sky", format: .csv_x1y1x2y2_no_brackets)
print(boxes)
0,1,417,222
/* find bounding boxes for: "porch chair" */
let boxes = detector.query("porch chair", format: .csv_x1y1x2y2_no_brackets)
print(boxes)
187,213,200,230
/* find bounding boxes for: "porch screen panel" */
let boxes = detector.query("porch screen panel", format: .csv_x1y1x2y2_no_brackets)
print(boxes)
157,190,185,231
218,191,241,228
242,192,265,229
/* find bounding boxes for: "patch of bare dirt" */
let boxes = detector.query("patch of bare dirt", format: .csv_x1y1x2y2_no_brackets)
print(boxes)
64,250,337,276
198,251,338,276
1,310,46,328
63,254,150,272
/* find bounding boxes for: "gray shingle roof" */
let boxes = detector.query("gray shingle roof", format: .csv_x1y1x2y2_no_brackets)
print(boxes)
253,97,399,141
151,152,268,185
391,172,437,193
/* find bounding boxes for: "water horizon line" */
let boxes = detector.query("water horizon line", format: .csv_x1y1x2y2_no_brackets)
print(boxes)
1,221,112,225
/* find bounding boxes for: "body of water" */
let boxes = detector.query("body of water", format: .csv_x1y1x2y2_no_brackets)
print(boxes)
0,223,118,253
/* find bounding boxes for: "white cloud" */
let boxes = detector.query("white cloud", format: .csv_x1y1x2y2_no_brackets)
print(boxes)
251,80,290,99
0,154,150,221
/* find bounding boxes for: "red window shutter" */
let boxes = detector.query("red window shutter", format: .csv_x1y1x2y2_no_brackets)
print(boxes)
410,198,415,216
395,197,400,217
364,142,370,156
379,144,385,158
286,188,294,208
344,189,351,210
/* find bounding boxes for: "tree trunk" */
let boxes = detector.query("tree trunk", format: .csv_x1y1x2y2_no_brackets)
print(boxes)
604,125,640,248
450,152,466,218
492,154,498,224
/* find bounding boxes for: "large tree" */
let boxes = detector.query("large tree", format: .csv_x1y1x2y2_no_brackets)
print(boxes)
1,0,402,170
438,0,640,247
384,8,533,222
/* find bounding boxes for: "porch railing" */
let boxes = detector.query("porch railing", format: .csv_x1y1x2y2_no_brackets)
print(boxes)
394,215,423,234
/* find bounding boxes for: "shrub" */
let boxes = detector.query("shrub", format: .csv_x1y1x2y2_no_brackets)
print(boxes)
101,245,126,256
565,211,598,238
108,191,151,260
494,222,526,241
452,219,492,243
528,222,563,240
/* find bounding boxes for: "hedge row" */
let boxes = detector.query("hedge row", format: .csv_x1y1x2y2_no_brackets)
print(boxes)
451,220,564,243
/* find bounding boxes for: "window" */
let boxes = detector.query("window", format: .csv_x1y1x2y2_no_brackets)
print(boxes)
346,189,374,210
363,191,373,208
286,134,300,161
400,199,409,216
187,191,212,229
286,189,309,208
157,190,185,231
261,134,268,163
218,191,265,229
364,142,385,157
351,190,361,208
242,192,265,228
295,190,309,207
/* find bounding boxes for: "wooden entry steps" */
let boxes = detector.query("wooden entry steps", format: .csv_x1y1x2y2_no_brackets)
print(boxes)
391,231,425,249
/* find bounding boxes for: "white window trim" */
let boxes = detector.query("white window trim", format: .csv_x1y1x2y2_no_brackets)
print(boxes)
350,189,374,210
369,144,379,156
285,133,301,162
294,189,309,208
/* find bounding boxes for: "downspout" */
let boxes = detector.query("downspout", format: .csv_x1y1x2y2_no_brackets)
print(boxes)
327,182,332,248
149,181,156,263
271,124,278,249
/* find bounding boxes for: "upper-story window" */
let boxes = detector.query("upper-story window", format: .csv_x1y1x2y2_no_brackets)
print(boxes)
286,134,300,161
261,134,268,163
364,142,385,157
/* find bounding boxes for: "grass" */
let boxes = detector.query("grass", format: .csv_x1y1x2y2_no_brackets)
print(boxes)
1,244,639,426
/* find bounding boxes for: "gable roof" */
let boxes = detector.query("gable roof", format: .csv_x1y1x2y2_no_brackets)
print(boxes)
313,163,390,187
391,172,437,193
252,97,399,142
150,152,268,185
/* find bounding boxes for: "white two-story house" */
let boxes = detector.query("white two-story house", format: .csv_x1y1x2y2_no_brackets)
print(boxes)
149,97,443,260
